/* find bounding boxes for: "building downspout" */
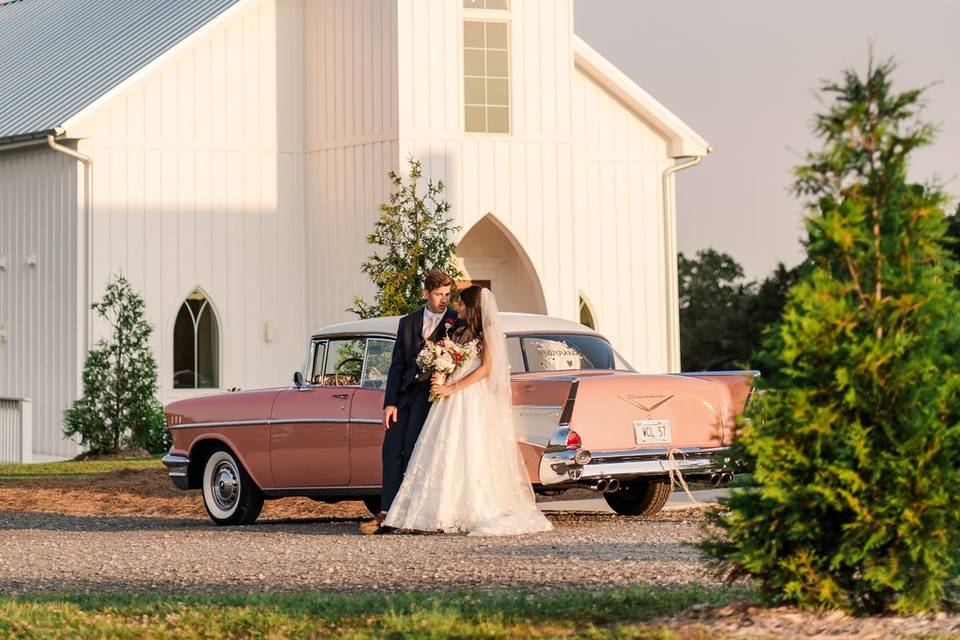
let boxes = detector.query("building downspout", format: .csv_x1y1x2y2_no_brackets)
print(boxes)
47,132,93,360
661,154,705,373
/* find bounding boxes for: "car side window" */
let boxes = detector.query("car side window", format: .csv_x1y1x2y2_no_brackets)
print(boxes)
310,341,328,384
361,338,394,389
324,339,365,386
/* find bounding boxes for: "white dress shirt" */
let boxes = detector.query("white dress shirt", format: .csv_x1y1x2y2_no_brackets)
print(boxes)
421,307,444,341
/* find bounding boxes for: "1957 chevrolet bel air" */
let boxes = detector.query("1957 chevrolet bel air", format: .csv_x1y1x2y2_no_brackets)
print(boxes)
163,313,757,525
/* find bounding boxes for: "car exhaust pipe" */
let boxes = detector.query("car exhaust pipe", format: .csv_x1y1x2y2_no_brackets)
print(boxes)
606,478,620,492
710,472,733,487
596,479,608,492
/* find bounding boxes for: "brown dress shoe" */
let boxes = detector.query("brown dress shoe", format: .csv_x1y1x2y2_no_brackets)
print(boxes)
358,511,389,535
358,519,382,535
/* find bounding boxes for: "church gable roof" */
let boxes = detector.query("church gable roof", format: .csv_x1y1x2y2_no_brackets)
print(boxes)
572,35,711,158
0,0,241,143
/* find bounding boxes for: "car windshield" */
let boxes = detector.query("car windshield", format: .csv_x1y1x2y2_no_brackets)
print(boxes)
507,334,634,373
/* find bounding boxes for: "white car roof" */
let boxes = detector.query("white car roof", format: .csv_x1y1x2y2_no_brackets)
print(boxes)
312,312,602,340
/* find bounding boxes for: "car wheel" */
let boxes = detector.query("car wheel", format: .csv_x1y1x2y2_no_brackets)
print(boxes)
201,447,264,526
602,479,672,517
362,496,382,516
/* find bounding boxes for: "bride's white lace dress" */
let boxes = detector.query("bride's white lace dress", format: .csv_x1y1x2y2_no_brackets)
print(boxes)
383,335,553,536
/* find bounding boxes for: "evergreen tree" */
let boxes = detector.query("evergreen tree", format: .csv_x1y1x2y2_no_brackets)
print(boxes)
64,275,169,454
703,57,960,613
351,157,464,318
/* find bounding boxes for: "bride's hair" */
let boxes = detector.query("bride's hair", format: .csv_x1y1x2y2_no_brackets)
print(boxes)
456,285,485,348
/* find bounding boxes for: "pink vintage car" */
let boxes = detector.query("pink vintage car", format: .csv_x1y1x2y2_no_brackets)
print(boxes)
162,313,757,525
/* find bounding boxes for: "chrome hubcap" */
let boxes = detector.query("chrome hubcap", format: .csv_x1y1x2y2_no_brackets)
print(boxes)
211,460,239,510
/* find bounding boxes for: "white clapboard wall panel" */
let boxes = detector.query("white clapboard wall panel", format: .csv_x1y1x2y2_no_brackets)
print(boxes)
303,0,400,332
397,0,577,320
394,0,675,372
69,0,310,410
0,149,79,458
0,398,32,463
571,64,672,373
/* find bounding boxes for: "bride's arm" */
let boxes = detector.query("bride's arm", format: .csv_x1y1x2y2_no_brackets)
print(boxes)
430,345,491,398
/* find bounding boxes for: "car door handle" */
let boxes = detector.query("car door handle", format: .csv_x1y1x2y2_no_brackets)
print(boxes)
332,393,349,399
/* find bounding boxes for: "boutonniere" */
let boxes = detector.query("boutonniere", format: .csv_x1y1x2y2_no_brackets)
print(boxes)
443,316,456,335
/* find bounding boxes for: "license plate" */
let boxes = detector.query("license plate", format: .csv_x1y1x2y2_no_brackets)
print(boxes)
634,419,671,444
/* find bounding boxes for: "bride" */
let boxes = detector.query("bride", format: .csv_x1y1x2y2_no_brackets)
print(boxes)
382,286,553,536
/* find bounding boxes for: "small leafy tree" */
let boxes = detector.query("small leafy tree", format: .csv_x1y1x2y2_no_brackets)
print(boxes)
351,156,464,318
703,56,960,613
64,275,169,455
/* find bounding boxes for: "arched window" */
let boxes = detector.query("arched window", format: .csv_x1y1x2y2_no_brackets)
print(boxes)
173,289,220,389
579,295,596,330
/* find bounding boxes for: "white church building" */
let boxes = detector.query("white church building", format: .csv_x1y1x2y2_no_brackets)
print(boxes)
0,0,710,461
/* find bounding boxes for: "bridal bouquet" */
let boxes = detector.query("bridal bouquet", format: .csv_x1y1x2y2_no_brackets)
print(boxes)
416,338,479,401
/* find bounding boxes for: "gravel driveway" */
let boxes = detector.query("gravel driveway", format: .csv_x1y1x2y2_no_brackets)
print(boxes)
0,507,714,595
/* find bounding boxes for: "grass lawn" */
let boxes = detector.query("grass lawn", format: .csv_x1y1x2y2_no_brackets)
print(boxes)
0,586,752,639
0,457,162,481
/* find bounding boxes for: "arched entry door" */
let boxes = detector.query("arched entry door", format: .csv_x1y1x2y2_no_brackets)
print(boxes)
456,214,546,314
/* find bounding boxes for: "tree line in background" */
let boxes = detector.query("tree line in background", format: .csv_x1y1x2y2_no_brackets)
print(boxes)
679,198,960,377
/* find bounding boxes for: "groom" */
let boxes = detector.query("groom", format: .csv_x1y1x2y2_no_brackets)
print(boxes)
359,271,458,534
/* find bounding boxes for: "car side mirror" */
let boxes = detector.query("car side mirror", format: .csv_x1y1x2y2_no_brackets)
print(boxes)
293,371,304,389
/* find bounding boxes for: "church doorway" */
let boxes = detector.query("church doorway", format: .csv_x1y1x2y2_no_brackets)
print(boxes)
456,214,547,314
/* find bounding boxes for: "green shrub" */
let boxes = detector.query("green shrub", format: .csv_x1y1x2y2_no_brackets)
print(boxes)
703,56,960,614
64,275,168,455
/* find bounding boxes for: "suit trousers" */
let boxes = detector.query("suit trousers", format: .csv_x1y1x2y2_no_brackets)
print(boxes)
380,382,431,513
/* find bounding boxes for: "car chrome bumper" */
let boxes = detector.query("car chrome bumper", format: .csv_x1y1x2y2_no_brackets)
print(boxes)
538,446,729,485
161,453,191,490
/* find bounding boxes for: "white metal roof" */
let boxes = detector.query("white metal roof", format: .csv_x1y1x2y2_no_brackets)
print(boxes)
312,312,602,339
0,0,240,143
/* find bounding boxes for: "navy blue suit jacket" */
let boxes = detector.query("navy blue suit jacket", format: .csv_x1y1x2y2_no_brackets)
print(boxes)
383,307,459,410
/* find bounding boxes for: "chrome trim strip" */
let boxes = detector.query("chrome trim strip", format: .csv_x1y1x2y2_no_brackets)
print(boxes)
558,377,580,425
677,370,761,377
538,445,729,485
267,484,381,491
588,446,727,461
580,457,717,479
170,419,269,430
350,418,384,425
271,418,350,425
171,417,353,429
513,404,563,411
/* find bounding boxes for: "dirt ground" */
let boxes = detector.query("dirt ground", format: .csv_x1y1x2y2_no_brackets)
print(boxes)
0,466,370,520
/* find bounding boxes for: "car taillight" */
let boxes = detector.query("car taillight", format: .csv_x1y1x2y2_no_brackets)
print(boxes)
566,430,582,449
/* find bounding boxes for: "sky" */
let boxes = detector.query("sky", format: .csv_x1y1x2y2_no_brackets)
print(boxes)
574,0,960,280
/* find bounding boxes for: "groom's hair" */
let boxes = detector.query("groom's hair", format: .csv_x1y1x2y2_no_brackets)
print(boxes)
424,271,453,292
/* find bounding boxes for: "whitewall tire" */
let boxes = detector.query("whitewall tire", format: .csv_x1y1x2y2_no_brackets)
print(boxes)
201,448,264,526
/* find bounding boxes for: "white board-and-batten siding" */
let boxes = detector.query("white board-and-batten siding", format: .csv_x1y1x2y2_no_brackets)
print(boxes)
66,0,310,414
396,0,674,372
0,0,703,460
302,0,401,331
0,149,80,458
